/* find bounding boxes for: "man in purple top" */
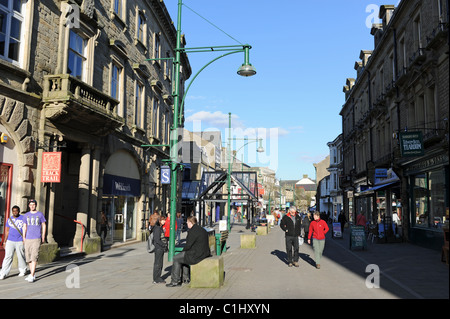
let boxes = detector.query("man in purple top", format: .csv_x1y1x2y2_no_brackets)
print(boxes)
22,199,46,283
0,205,27,279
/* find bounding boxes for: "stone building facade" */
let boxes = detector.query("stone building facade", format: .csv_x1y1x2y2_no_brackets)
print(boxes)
340,1,448,250
0,0,191,261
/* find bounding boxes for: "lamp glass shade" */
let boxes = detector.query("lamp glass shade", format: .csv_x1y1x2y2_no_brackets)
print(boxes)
237,63,256,77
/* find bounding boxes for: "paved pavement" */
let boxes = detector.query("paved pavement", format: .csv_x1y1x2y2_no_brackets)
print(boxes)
0,220,448,305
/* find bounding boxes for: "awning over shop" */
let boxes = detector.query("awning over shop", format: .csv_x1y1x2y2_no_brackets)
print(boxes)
358,181,399,195
182,180,200,200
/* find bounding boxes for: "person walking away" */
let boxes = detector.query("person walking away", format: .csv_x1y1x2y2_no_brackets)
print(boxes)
280,206,302,267
100,211,108,243
338,210,347,234
163,212,177,247
22,199,46,283
356,212,367,228
176,212,183,245
0,205,27,279
302,213,311,244
149,214,167,284
308,212,329,269
166,216,210,287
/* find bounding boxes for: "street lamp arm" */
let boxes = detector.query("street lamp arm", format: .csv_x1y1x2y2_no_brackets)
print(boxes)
178,49,243,126
231,138,262,158
180,45,250,53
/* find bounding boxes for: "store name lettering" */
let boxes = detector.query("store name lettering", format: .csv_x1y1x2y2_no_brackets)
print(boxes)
402,139,422,151
115,181,131,192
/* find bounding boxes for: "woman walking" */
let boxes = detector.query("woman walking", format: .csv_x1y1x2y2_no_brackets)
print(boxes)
308,212,329,269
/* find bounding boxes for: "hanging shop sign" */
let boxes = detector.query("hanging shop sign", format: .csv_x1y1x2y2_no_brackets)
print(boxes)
161,165,171,184
399,131,424,157
41,152,62,183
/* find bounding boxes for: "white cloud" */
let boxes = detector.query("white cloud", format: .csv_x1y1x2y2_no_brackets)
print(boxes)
186,111,244,129
186,95,207,101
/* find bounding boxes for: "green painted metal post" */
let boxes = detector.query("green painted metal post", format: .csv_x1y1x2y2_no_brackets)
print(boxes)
167,0,183,262
227,112,232,232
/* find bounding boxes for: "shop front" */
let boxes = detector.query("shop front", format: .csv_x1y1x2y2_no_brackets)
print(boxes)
354,169,403,242
102,174,140,244
101,151,141,244
403,153,449,250
0,164,13,264
1,123,21,264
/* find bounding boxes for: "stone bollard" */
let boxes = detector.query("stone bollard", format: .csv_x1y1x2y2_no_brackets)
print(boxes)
190,256,224,288
256,226,268,235
240,234,256,249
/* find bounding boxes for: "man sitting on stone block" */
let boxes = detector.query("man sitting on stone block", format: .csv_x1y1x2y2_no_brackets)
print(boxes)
166,216,211,287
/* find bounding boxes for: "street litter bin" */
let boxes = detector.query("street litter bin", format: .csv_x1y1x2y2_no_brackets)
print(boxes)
204,227,216,255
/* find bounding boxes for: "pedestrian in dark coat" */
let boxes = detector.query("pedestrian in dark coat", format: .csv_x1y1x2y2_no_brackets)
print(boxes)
149,214,167,284
166,216,211,287
338,211,347,234
280,206,302,267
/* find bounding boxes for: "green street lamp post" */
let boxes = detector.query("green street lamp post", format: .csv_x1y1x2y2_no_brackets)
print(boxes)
143,0,256,261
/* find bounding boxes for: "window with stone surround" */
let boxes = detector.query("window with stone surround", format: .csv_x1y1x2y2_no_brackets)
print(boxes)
152,97,159,139
0,0,24,66
110,61,123,116
137,11,146,46
68,30,87,80
135,81,144,128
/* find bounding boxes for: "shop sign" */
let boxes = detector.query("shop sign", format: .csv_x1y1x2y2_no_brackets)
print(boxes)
161,165,171,184
374,168,399,185
41,152,62,183
399,131,424,157
332,223,343,238
103,174,140,196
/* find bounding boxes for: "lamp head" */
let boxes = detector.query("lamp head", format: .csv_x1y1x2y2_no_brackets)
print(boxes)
256,138,264,153
237,63,257,77
237,44,256,77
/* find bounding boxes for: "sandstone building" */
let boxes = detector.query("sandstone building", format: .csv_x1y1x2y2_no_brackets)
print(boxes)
340,1,448,249
0,0,191,261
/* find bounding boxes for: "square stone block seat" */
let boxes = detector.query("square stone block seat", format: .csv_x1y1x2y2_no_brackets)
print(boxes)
190,256,224,288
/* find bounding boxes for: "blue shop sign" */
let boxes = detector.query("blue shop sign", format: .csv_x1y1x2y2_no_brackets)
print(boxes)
103,174,140,196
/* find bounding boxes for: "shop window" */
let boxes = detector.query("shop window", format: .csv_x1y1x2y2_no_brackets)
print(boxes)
429,170,446,228
413,173,429,227
412,169,447,230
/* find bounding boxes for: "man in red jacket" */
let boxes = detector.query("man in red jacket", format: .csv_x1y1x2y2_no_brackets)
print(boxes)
308,212,329,269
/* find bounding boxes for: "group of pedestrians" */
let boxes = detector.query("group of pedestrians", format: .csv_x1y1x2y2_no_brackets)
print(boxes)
280,206,329,269
0,199,47,283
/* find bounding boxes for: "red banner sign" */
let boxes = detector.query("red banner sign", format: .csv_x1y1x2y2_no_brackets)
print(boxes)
41,152,62,183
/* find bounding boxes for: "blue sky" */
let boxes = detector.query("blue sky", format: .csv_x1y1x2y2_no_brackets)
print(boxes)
165,0,398,181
